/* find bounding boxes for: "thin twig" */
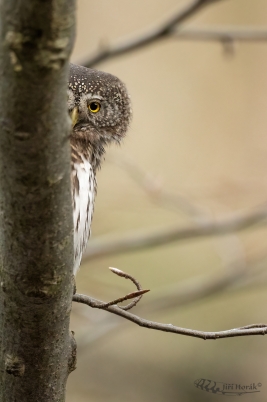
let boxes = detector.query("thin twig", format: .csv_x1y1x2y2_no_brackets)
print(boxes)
73,293,267,340
108,267,145,310
101,289,149,309
95,267,149,310
84,204,267,261
80,0,225,67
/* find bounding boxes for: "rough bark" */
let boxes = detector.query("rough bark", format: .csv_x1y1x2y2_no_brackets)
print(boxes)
0,1,76,401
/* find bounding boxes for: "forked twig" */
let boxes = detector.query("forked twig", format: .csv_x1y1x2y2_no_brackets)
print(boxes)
107,267,149,310
73,268,267,340
88,267,150,311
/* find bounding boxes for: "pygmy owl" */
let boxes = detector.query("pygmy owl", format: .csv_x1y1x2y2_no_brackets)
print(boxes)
68,64,131,274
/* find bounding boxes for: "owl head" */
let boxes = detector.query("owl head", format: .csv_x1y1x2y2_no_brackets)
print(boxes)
68,64,131,148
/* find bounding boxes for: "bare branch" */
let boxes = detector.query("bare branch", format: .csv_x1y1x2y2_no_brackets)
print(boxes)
84,205,267,261
74,253,267,349
80,0,226,67
73,293,267,340
173,26,267,43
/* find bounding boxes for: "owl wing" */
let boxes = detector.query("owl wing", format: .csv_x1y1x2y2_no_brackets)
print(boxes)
72,155,95,274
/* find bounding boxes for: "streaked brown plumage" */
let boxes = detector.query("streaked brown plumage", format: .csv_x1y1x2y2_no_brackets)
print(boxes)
68,64,131,274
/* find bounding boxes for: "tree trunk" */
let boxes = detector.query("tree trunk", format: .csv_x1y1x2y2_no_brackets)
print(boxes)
0,1,76,400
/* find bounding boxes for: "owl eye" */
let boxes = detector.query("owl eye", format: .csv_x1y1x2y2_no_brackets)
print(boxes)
88,101,101,113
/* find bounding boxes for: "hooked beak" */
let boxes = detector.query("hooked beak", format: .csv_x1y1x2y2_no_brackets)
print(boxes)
71,107,78,128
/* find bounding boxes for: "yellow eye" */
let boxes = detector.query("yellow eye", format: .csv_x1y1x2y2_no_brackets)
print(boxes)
88,101,101,113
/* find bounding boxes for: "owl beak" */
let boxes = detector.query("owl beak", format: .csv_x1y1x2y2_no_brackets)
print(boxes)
71,107,79,127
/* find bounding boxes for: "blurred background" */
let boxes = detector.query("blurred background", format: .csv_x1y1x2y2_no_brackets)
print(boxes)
67,1,267,401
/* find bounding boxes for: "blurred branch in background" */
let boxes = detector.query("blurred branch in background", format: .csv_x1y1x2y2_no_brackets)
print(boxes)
106,154,207,217
172,26,267,43
79,0,267,68
140,252,267,314
83,205,267,261
106,153,248,277
173,27,267,55
80,0,227,67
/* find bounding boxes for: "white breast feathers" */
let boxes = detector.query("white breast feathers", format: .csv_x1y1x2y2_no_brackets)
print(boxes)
72,156,95,274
